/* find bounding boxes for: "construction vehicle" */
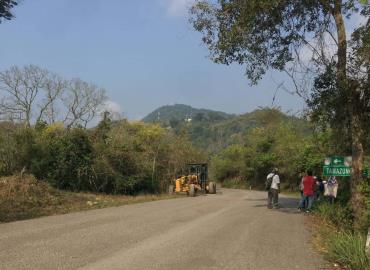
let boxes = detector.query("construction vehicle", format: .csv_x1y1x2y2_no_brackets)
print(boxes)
168,163,216,197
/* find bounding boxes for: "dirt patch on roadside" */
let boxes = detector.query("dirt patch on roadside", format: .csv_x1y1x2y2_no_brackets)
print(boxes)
0,174,178,223
305,215,344,270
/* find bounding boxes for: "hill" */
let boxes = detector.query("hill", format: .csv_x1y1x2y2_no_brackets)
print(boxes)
142,104,234,125
188,108,310,153
143,106,311,154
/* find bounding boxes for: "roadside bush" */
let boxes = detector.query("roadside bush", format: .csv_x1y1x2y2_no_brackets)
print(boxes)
326,231,370,270
209,121,326,189
211,145,246,183
0,119,204,195
359,181,370,231
220,178,249,189
0,174,59,222
314,201,353,230
0,123,18,176
43,128,93,191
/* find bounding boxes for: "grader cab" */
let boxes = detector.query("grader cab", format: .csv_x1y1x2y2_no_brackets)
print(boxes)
169,163,216,197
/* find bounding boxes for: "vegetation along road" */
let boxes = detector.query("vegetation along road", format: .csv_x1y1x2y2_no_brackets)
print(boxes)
0,189,327,270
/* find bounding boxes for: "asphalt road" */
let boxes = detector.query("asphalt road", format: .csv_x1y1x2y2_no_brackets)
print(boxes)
0,189,327,270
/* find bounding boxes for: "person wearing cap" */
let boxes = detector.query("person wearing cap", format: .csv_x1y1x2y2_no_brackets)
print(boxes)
266,168,281,209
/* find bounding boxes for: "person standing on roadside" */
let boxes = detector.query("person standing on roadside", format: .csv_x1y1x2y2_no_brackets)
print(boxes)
266,168,280,209
299,170,315,212
315,176,324,201
298,172,306,210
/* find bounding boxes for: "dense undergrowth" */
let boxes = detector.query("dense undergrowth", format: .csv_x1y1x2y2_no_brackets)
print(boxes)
210,110,328,190
326,231,369,270
313,195,370,270
0,118,204,195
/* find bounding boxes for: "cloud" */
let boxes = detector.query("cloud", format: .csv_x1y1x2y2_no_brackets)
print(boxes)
103,100,122,114
160,0,196,17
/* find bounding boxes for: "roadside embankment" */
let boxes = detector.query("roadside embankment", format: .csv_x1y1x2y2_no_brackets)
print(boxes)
310,201,370,270
0,174,177,223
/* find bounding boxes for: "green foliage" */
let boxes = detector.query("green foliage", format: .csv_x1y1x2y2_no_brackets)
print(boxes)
0,0,17,23
210,110,320,188
143,104,232,125
190,1,360,84
211,144,246,182
0,118,203,195
143,106,310,155
314,202,353,230
326,231,370,270
45,128,93,191
359,180,370,229
0,122,18,175
220,178,249,189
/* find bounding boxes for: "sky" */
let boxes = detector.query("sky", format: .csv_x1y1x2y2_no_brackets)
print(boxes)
0,0,348,120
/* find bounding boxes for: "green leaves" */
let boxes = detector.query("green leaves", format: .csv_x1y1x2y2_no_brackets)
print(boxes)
210,110,319,188
190,0,330,83
0,0,17,23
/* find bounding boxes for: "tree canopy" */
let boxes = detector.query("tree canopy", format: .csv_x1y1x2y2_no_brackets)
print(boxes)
0,0,17,23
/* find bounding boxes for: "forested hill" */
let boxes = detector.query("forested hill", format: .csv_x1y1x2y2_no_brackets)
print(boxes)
143,105,311,154
142,104,234,125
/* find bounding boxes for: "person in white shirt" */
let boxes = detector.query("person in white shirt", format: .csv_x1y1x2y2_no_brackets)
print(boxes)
267,168,280,209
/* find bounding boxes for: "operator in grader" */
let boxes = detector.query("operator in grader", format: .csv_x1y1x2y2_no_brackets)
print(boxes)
174,174,198,193
170,163,216,196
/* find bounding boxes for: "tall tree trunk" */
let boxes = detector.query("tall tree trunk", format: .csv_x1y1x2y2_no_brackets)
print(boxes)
350,103,366,229
333,0,347,79
333,0,366,229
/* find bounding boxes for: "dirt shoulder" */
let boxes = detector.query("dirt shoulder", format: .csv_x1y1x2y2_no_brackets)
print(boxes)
0,175,177,223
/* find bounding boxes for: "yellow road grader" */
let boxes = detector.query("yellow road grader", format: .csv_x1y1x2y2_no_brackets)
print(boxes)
169,163,216,197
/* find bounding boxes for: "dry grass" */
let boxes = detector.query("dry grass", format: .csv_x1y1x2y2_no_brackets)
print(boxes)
307,214,370,270
306,216,344,270
0,175,178,223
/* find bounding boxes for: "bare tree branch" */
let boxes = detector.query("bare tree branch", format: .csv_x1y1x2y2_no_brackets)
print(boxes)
0,65,107,128
62,78,107,128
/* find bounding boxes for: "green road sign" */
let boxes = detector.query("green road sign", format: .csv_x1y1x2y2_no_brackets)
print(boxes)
324,156,352,166
363,169,369,178
323,166,351,176
332,156,344,166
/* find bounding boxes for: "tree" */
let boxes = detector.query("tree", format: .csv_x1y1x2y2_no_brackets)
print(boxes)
63,78,107,128
0,65,49,127
0,0,17,23
190,0,369,227
0,65,107,128
40,74,67,124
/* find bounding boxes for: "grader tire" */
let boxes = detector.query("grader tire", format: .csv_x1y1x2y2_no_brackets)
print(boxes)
168,185,174,195
209,182,216,194
189,184,196,197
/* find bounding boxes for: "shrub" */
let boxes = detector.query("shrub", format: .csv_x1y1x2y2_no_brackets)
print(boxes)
0,174,59,222
360,181,370,230
221,178,249,189
0,127,18,175
42,128,93,191
314,201,353,230
211,145,246,182
326,231,370,270
0,120,203,195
